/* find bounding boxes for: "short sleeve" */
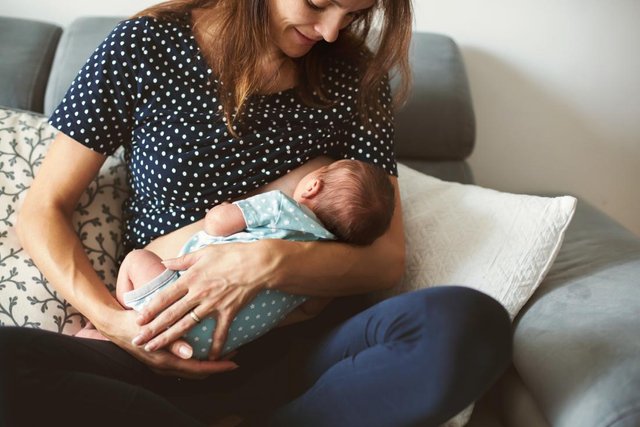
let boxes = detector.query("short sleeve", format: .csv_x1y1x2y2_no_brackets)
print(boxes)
234,191,283,229
48,19,144,155
275,195,335,240
333,76,397,176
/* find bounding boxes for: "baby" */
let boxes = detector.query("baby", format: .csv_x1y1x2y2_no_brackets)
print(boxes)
79,159,395,359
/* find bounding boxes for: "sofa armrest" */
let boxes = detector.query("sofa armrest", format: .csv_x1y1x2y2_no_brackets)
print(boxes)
513,199,640,427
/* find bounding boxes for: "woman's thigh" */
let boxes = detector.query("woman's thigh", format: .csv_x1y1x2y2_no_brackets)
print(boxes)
0,327,204,426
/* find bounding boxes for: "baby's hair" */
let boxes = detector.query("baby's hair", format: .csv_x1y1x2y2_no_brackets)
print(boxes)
313,160,395,245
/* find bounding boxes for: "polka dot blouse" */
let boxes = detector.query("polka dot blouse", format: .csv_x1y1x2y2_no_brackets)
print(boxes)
49,15,397,251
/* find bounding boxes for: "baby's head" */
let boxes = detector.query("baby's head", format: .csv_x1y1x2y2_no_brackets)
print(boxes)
294,159,395,245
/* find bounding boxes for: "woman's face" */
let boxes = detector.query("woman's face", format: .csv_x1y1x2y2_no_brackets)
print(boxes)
267,0,375,58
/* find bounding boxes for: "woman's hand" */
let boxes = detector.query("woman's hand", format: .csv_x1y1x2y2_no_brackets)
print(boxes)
130,240,280,360
102,308,239,378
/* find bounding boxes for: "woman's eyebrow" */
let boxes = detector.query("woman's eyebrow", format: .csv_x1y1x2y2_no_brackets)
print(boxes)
329,0,372,11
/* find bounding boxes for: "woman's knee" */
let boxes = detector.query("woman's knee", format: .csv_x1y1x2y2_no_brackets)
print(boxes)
381,286,512,367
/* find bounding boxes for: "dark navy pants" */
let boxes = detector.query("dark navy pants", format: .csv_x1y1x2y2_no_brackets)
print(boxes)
0,286,512,427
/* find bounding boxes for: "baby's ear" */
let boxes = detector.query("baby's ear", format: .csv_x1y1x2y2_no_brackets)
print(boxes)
302,178,323,199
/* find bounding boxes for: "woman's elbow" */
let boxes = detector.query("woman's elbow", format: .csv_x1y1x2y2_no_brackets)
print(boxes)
16,200,57,248
380,244,406,290
16,200,41,247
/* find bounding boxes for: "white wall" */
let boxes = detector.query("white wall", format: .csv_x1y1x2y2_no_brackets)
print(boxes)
4,0,640,235
1,0,157,27
414,0,640,236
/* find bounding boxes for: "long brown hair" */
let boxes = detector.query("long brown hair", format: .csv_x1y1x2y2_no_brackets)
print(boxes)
132,0,412,134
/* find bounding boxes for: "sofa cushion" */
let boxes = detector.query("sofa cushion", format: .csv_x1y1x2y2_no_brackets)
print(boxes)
0,106,126,333
0,17,62,113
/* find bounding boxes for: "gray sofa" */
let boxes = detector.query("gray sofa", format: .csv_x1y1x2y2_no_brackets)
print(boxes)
1,15,639,427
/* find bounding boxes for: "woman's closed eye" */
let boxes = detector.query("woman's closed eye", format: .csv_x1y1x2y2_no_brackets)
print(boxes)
305,0,324,11
305,0,366,19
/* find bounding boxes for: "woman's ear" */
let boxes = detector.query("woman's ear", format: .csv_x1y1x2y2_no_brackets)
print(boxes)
301,178,323,199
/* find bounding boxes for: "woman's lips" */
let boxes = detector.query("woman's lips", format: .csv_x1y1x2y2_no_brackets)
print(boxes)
294,28,319,45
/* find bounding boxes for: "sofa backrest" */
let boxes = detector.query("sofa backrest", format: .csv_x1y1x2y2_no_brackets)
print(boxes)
44,17,475,162
0,16,62,113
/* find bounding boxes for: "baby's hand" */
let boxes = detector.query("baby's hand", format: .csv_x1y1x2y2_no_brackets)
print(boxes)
204,203,246,236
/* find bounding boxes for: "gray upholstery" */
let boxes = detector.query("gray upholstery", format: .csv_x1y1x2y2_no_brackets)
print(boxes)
44,17,124,116
392,32,475,161
0,17,61,113
514,199,640,427
398,159,474,184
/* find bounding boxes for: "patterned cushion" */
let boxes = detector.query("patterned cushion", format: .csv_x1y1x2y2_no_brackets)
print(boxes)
0,106,127,334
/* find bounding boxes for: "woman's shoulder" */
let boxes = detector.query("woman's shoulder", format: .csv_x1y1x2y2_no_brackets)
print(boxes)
106,14,192,43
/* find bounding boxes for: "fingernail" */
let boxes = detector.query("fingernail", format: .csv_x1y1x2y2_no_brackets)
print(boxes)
179,345,193,359
144,343,155,352
231,364,240,370
131,335,144,346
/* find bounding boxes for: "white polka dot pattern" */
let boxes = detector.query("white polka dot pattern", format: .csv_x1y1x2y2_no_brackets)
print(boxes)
48,15,396,252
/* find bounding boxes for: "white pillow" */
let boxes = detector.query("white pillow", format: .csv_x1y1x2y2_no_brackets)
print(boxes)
375,163,577,318
0,106,126,334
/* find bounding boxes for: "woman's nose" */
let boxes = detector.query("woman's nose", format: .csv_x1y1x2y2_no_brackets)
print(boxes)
314,12,345,43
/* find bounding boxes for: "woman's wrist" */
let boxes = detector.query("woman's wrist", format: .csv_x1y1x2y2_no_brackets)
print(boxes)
88,299,128,336
259,239,297,291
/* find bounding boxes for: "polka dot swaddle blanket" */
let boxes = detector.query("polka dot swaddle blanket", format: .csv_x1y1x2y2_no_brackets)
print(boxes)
123,269,307,359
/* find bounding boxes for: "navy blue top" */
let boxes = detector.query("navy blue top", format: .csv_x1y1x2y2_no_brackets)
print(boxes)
49,15,397,251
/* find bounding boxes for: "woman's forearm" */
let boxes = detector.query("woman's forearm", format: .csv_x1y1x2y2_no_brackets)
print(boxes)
17,207,122,330
267,237,404,297
16,133,123,332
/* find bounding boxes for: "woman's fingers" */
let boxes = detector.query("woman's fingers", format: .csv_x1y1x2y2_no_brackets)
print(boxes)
168,339,194,360
136,278,189,326
160,250,199,272
209,312,233,360
141,307,203,352
140,348,238,379
106,309,238,378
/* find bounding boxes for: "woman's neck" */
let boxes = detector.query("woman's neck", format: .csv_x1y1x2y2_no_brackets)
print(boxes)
191,7,299,94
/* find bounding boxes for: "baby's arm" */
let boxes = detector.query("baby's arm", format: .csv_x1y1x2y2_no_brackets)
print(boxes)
204,202,247,236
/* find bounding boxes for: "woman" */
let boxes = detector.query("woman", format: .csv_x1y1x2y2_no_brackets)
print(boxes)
0,0,511,426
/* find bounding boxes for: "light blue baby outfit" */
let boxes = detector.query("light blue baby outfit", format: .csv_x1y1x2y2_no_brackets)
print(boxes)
123,190,335,359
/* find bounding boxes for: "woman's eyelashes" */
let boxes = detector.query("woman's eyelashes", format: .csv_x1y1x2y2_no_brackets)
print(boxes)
305,0,323,11
308,1,366,21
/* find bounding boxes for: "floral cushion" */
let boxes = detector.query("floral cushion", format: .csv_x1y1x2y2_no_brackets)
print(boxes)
0,106,127,334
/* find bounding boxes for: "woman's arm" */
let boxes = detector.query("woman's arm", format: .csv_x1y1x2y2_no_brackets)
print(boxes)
133,175,405,359
17,132,238,376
